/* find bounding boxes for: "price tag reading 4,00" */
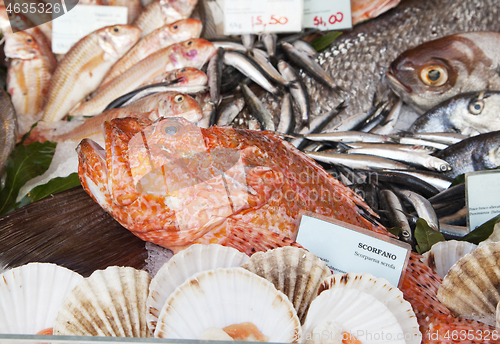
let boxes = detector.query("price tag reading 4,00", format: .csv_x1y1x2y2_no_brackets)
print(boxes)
303,0,352,31
224,0,302,34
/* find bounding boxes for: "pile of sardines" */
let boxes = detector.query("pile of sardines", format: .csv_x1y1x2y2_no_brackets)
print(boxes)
1,0,500,247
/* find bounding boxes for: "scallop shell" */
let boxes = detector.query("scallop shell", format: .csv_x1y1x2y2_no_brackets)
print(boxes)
318,273,421,344
53,266,151,337
437,242,500,327
0,262,83,335
147,244,249,333
303,287,406,344
481,221,500,246
155,267,301,342
496,302,500,329
241,246,331,323
421,240,477,278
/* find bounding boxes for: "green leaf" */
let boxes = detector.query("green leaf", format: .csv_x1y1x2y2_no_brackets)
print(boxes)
17,173,81,209
460,214,500,245
450,173,465,187
311,31,343,52
387,227,401,237
0,141,56,216
414,218,446,254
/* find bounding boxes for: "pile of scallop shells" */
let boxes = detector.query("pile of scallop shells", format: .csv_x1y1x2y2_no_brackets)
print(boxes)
0,244,421,343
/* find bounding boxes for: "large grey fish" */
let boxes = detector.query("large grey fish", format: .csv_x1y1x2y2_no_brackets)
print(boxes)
387,32,500,114
0,88,17,175
259,0,500,129
409,91,500,136
434,130,500,178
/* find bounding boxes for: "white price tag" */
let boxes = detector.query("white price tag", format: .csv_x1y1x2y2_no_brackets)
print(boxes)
466,170,500,230
303,0,352,31
224,0,302,35
296,213,410,287
52,5,128,54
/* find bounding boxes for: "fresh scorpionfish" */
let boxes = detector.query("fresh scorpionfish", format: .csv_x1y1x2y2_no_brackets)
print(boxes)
77,116,389,254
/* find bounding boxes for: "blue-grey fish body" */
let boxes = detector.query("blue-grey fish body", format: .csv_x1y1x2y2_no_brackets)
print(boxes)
410,91,500,136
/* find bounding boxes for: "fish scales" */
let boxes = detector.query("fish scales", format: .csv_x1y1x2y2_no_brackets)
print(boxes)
77,117,388,254
260,0,500,128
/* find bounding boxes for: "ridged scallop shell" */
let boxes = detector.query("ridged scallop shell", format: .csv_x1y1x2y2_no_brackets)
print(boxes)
147,244,249,333
421,240,477,278
437,242,500,327
303,287,407,344
318,273,421,344
0,262,83,335
155,267,301,342
53,266,151,337
241,246,331,323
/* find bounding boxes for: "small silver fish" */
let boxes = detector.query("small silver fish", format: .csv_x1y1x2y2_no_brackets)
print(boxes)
409,91,500,136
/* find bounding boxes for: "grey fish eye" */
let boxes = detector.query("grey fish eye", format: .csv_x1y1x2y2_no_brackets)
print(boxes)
164,126,178,135
469,99,484,115
427,69,440,82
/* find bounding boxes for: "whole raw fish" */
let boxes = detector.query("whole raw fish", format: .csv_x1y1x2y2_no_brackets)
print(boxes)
434,131,500,179
53,92,202,141
77,116,389,254
99,19,202,90
133,0,198,37
351,0,400,25
260,0,500,129
409,91,500,136
71,38,215,118
387,32,500,114
41,25,141,123
5,31,54,135
102,0,142,24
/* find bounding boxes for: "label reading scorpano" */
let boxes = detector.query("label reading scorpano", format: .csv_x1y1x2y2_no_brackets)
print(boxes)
52,5,128,54
224,0,302,34
296,214,410,287
303,0,352,30
466,170,500,230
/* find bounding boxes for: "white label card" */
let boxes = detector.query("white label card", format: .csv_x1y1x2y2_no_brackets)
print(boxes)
466,170,500,230
303,0,352,31
224,0,302,35
296,214,410,287
52,5,128,54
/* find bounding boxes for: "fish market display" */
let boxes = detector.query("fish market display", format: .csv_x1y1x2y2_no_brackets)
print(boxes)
77,116,388,254
2,0,500,342
387,32,500,114
409,91,500,136
41,25,142,123
0,262,83,335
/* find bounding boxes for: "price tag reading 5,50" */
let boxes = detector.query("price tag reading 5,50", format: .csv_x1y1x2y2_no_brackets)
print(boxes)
224,0,302,34
303,0,352,31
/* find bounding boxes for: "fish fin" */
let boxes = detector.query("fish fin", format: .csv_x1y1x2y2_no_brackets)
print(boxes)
211,219,303,255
